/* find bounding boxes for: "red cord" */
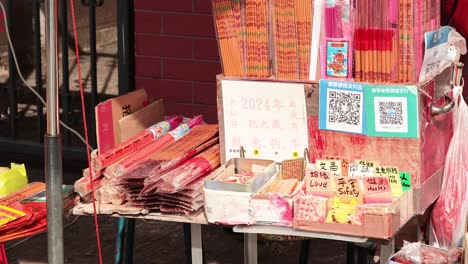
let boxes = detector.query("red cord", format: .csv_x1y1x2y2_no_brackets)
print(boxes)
69,0,104,263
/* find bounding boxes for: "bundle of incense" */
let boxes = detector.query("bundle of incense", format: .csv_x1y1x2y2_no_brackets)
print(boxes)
157,144,220,194
212,0,244,76
321,0,353,80
119,127,218,196
144,124,219,163
111,115,204,177
273,0,299,80
245,0,270,77
92,116,183,171
140,137,220,194
355,0,395,83
74,176,104,197
295,0,312,80
82,167,103,181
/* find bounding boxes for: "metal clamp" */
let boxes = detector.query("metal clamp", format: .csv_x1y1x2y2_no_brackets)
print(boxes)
430,95,455,117
81,0,103,7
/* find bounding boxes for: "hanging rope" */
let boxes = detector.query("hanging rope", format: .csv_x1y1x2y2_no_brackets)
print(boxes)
69,0,104,262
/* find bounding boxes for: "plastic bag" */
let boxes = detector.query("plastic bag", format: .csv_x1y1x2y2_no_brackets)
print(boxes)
390,241,462,264
431,85,468,249
0,164,28,198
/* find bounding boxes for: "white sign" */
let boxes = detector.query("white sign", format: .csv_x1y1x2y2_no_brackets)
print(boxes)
221,80,309,163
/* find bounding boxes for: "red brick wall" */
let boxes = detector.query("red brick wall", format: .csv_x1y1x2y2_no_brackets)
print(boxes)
134,0,221,123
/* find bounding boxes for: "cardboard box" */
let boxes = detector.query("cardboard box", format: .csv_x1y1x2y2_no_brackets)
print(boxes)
204,160,303,226
95,89,148,153
293,190,411,239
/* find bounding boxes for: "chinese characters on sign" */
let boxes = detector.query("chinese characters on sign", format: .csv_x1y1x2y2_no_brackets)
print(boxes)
222,80,308,162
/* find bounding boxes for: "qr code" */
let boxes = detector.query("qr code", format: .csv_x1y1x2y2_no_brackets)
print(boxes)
378,102,403,125
328,90,361,125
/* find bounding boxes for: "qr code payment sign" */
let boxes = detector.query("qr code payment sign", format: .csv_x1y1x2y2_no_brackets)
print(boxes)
374,97,408,133
325,89,364,134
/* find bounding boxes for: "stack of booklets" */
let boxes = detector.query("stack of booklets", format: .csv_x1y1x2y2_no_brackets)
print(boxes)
0,182,75,243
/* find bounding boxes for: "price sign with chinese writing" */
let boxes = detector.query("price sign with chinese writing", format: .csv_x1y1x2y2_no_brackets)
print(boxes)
334,177,363,203
354,160,379,168
348,163,374,179
363,177,393,204
375,166,403,196
316,159,342,176
221,80,308,162
305,170,332,197
363,177,391,194
399,172,411,192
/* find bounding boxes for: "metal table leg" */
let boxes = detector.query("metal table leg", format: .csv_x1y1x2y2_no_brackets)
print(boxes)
115,218,127,264
125,219,136,264
190,224,203,264
244,233,257,264
379,237,395,264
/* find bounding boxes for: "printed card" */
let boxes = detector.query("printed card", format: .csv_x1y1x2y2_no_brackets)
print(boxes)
281,158,305,180
319,80,366,134
294,195,328,223
326,40,349,78
364,85,419,138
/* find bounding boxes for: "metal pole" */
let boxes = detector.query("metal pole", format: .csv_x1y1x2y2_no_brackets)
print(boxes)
45,0,64,263
89,0,97,148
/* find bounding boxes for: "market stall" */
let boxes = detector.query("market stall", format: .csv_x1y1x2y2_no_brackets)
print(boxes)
70,0,468,263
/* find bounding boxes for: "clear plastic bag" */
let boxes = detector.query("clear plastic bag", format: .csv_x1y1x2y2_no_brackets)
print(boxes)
431,86,468,249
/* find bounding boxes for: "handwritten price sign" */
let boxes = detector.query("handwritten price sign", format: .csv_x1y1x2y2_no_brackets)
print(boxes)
306,170,333,197
334,177,363,203
363,177,393,204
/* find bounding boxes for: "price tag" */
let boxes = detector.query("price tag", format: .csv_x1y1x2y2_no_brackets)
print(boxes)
387,174,403,196
305,170,332,197
334,177,363,203
399,172,411,191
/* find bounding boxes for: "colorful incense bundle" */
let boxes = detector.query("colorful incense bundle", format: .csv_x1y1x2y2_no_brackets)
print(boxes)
212,0,244,76
111,115,204,177
245,0,270,77
273,0,299,79
295,0,313,80
92,116,183,171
